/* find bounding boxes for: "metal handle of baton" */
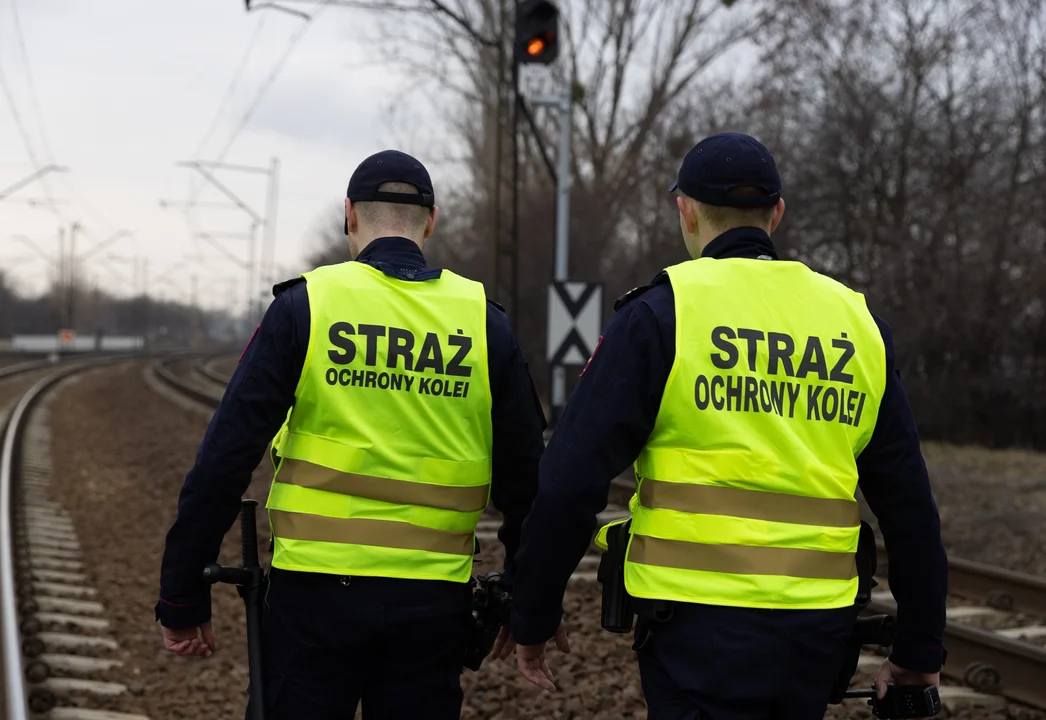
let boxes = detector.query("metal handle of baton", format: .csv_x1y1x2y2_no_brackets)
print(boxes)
203,499,266,720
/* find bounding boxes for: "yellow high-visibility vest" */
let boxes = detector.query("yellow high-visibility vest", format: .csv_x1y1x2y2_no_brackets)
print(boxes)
266,261,493,583
597,257,886,609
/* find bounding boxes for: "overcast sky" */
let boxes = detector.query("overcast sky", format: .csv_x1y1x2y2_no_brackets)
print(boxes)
1,0,450,312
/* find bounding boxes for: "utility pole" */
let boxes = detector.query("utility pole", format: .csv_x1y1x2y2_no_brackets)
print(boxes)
549,85,573,417
132,258,140,336
18,225,132,334
171,158,280,331
248,221,259,326
66,222,79,330
92,275,102,340
133,257,151,347
191,273,200,348
510,34,521,332
263,156,280,302
56,227,65,325
492,0,506,310
516,1,581,423
227,279,237,328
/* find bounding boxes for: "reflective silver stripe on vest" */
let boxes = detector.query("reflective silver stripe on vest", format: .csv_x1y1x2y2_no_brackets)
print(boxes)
270,510,475,556
629,534,857,580
639,478,860,528
278,458,489,513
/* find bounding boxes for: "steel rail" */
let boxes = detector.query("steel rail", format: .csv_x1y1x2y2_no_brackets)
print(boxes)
194,356,233,387
152,356,224,406
867,593,1046,708
877,542,1046,615
0,359,57,381
946,558,1046,615
0,356,133,718
1,364,92,718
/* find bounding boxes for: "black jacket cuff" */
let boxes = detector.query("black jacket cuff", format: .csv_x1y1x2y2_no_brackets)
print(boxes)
889,638,945,673
510,606,562,646
155,592,212,629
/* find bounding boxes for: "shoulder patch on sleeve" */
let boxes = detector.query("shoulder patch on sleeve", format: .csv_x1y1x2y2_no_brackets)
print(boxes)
486,298,507,313
613,271,669,311
614,284,653,311
272,276,305,297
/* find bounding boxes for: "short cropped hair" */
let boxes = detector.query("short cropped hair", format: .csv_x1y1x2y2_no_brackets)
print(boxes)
692,187,776,231
353,182,431,235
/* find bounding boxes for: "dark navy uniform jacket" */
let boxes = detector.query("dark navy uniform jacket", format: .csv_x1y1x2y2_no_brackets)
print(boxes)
510,227,948,674
156,237,547,629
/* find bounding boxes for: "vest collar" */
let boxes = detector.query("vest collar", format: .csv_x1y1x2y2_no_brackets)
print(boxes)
701,227,778,261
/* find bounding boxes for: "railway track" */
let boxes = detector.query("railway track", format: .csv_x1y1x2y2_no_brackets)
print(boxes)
0,358,61,383
871,543,1046,709
151,355,223,407
193,356,232,388
1,358,148,720
149,357,1046,713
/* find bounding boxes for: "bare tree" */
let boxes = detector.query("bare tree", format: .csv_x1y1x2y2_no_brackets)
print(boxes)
741,0,1046,446
300,0,1046,447
0,279,240,346
356,0,764,393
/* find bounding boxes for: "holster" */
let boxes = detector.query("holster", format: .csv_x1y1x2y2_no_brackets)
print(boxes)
827,521,895,704
597,519,636,633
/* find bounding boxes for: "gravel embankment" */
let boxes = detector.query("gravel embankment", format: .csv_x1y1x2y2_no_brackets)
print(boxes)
924,443,1046,576
49,362,274,719
43,364,1046,719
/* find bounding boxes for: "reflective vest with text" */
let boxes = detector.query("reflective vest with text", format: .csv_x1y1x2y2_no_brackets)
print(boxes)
597,257,886,609
266,261,493,583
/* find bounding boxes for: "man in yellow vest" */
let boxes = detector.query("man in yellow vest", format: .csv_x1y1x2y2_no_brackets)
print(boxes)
156,150,548,719
501,133,948,719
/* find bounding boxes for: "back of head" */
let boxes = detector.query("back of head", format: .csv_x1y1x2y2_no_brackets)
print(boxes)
669,132,785,255
354,182,432,239
345,150,438,253
694,186,778,234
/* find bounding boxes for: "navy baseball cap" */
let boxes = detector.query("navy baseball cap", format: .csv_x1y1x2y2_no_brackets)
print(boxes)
668,132,781,209
345,150,435,234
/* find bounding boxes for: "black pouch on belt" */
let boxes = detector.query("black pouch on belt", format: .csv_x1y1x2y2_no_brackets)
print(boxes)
597,519,635,633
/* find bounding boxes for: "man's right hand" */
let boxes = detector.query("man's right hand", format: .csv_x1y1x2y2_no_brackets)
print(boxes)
513,621,571,693
874,658,940,706
162,622,216,658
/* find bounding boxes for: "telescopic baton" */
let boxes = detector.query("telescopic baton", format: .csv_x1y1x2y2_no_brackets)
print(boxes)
203,499,267,720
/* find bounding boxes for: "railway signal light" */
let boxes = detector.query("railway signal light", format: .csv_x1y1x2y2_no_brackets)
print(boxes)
515,0,559,66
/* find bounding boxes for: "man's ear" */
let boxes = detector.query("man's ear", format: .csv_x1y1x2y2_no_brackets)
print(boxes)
345,198,358,235
677,195,698,233
769,198,786,234
424,206,440,240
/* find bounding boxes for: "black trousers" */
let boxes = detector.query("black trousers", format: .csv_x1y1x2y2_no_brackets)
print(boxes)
246,568,472,720
634,602,857,720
